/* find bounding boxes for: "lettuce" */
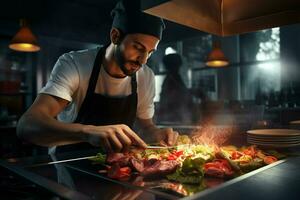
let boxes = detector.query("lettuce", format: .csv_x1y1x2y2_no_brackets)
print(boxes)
167,168,203,184
90,152,106,164
167,157,204,184
182,157,205,174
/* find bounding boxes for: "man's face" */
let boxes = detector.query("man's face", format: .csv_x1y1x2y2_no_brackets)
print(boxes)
114,33,159,76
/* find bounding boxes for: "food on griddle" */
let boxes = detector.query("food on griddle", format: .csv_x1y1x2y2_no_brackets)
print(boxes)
106,152,131,167
91,136,284,184
203,159,234,178
107,164,131,180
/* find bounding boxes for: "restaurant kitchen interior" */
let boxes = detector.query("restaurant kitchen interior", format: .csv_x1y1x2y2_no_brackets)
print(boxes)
1,0,300,200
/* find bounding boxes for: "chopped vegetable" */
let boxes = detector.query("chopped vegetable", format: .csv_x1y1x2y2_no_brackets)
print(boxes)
167,168,203,184
218,150,240,171
90,152,107,164
231,151,243,160
204,159,234,178
176,135,192,145
167,157,205,184
182,157,205,174
107,165,131,180
93,136,285,189
263,156,278,164
167,150,183,160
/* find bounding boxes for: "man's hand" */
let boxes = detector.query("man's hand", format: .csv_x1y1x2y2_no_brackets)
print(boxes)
154,128,179,146
136,118,179,146
82,124,147,152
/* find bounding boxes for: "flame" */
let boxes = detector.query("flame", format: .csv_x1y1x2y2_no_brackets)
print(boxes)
191,123,235,148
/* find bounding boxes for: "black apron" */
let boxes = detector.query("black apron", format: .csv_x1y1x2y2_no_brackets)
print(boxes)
56,45,138,153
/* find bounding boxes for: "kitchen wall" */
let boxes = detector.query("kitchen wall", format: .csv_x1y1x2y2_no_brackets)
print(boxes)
281,24,300,93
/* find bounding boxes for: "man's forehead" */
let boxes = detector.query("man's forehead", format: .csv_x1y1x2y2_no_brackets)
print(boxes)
126,33,160,48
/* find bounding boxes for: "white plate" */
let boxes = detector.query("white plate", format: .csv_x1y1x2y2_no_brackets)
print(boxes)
247,138,300,144
248,135,300,139
289,120,300,124
247,129,300,137
247,135,300,141
247,140,300,148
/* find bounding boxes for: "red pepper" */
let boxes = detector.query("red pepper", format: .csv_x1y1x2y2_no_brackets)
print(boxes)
174,150,183,157
167,155,177,160
204,159,234,178
263,156,277,164
107,164,131,180
231,151,243,160
243,146,257,158
167,150,183,160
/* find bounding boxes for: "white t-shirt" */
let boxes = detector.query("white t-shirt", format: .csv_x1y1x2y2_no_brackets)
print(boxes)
40,47,156,123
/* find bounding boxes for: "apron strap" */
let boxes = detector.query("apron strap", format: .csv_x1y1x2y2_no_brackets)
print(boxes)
131,73,137,94
75,46,106,122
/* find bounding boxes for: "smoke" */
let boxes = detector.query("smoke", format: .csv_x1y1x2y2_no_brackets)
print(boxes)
190,116,236,147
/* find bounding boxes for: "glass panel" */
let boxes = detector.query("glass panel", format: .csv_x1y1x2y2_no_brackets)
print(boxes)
0,37,36,157
240,61,281,102
154,74,166,102
240,28,280,62
182,34,212,63
256,28,280,61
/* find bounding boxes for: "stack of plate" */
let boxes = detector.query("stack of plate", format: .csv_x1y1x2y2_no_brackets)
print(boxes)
289,120,300,130
247,129,300,148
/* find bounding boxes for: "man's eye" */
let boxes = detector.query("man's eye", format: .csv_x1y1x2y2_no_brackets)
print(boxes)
134,45,143,51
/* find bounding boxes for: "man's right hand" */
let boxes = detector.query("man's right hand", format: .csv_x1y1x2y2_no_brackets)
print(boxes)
82,124,147,152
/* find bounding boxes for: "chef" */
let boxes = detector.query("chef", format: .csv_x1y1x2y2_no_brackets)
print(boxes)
17,0,179,153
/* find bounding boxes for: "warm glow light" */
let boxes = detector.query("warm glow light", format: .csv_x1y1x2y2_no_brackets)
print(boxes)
9,43,40,52
206,60,229,67
206,41,229,67
9,19,40,52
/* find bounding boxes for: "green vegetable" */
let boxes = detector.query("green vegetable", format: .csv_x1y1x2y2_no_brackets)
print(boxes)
176,135,192,145
90,152,107,164
143,148,170,159
182,157,205,174
219,150,240,171
167,168,203,184
167,157,204,184
190,145,215,161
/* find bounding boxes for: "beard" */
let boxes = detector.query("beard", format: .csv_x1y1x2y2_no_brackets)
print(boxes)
114,45,141,77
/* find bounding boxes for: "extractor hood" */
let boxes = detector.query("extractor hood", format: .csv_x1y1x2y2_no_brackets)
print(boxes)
141,0,300,36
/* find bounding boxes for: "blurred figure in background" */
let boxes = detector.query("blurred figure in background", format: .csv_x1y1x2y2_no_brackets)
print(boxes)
157,53,193,124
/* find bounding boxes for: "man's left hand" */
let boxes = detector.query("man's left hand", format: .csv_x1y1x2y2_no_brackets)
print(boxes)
155,128,179,146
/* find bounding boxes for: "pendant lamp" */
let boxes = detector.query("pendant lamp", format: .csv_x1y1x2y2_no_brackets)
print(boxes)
9,19,40,52
206,41,229,67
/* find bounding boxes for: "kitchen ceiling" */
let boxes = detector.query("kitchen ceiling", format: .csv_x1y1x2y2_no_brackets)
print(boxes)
0,0,206,45
142,0,300,36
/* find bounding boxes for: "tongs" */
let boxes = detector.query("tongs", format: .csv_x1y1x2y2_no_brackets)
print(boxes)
146,145,177,149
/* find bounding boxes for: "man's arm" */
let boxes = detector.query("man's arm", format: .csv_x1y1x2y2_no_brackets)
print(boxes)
17,94,147,151
137,118,178,146
17,94,87,147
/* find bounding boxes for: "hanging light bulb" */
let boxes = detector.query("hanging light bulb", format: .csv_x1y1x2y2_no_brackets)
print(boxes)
9,19,40,52
206,41,229,67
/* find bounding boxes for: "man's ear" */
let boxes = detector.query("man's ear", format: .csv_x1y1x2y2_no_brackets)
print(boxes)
110,28,121,45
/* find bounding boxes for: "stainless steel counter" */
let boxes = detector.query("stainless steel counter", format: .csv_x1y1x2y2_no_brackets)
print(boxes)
1,148,300,200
